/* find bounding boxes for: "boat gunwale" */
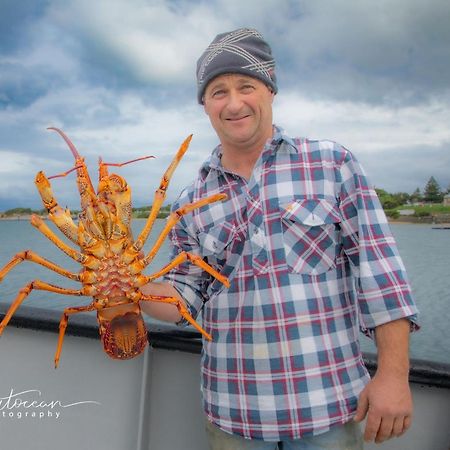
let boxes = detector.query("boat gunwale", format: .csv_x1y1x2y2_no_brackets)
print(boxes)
1,304,449,389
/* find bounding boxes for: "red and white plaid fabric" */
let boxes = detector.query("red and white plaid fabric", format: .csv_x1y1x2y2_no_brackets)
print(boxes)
163,125,419,441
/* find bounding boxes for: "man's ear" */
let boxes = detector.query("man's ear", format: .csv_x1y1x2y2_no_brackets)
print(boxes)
266,86,275,102
269,90,275,105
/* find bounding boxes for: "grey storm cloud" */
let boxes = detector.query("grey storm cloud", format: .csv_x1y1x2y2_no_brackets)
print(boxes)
1,0,449,107
274,0,450,105
357,144,450,194
0,62,56,108
0,0,48,54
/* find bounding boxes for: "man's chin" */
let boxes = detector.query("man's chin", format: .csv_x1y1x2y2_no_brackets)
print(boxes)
224,131,254,145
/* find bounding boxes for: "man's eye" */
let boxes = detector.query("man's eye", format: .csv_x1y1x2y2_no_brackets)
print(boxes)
241,85,255,93
212,89,226,97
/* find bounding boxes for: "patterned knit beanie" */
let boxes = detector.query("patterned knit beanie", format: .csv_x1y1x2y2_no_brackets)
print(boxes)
196,28,277,104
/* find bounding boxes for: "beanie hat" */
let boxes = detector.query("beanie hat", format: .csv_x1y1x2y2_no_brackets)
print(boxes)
196,28,277,104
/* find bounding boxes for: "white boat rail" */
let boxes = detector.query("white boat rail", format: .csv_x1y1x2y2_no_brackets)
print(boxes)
0,304,449,450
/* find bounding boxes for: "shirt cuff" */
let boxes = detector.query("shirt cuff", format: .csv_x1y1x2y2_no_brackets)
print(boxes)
162,275,206,327
360,309,420,339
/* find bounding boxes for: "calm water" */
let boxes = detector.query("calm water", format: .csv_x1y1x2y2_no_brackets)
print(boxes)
0,220,448,364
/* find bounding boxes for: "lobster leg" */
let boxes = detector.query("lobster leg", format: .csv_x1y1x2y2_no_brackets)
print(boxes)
55,304,96,368
0,280,84,337
141,193,227,268
144,251,229,287
127,135,193,258
0,250,80,283
139,294,212,341
30,215,99,269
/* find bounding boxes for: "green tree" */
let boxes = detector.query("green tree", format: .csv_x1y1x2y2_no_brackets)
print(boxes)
410,187,423,203
423,176,443,203
392,192,410,206
4,207,33,216
375,189,408,209
375,188,395,209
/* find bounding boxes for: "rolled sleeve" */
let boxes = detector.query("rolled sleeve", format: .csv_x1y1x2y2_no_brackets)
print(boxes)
162,211,212,326
337,149,420,337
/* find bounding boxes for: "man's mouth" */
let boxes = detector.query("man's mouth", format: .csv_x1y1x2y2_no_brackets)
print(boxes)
226,115,251,121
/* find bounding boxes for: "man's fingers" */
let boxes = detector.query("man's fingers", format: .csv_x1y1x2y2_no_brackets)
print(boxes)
398,415,412,437
375,417,394,443
363,412,412,442
392,416,405,437
354,374,413,443
364,411,382,442
354,390,369,423
404,415,412,431
371,414,411,442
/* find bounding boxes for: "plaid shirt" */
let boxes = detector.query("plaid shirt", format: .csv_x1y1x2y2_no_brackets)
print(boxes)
163,125,418,441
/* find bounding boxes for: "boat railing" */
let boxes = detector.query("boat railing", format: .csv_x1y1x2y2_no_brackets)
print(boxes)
1,303,449,389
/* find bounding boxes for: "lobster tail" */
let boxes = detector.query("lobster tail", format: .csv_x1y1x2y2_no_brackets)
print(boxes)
98,309,148,360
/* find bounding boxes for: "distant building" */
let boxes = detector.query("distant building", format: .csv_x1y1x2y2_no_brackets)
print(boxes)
399,209,415,216
444,194,450,206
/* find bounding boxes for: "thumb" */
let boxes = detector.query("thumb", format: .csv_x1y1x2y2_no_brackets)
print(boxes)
354,388,369,423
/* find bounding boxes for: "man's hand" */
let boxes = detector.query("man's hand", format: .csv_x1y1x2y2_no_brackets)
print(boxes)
354,318,413,443
354,371,413,443
139,281,184,323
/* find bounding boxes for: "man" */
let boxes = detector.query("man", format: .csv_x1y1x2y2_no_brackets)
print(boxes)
141,28,419,449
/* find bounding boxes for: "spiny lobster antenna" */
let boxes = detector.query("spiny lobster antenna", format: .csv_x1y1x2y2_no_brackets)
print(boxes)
98,155,155,181
99,157,108,180
47,127,82,160
47,127,96,197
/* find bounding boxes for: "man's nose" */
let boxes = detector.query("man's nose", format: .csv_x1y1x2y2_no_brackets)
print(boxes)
226,90,244,111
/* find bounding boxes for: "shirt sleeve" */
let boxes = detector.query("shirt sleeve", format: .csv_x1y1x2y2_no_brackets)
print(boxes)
337,148,420,338
162,202,212,326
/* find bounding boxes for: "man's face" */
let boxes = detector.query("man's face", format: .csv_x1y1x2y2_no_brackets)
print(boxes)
203,74,274,152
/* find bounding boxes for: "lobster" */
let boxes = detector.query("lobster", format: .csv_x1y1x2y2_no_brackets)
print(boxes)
0,128,228,367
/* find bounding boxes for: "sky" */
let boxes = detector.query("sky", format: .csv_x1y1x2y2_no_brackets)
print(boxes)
1,0,449,211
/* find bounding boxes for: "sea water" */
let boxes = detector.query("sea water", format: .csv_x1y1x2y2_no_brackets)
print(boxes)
0,220,448,364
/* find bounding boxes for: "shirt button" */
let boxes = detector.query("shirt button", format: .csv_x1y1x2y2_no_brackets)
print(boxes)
257,254,267,263
254,228,259,235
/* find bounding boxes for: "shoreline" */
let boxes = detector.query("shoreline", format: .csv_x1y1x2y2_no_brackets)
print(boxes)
0,215,41,221
0,215,170,221
1,215,449,227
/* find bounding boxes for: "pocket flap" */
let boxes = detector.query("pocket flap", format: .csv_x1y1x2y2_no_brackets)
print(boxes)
281,199,341,226
197,222,236,256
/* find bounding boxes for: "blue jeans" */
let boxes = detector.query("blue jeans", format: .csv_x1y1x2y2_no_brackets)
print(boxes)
205,419,364,450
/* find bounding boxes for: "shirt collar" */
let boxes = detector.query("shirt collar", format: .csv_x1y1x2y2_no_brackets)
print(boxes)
200,124,298,179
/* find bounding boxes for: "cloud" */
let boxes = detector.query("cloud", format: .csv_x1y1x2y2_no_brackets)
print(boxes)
3,0,450,107
0,0,48,54
46,0,230,94
0,61,56,108
275,0,450,105
0,0,449,211
274,91,450,152
360,144,450,193
274,91,450,193
0,84,218,209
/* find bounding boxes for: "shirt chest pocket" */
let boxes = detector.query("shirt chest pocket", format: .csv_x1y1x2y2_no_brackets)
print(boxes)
280,199,342,275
